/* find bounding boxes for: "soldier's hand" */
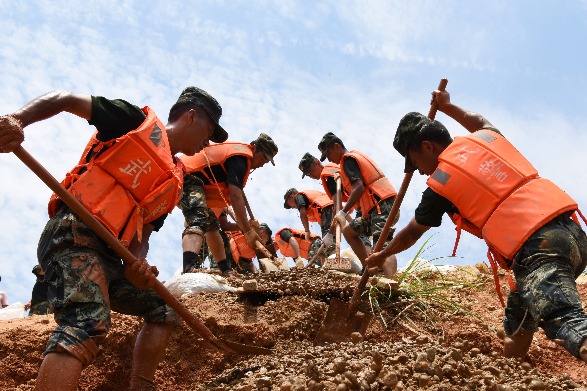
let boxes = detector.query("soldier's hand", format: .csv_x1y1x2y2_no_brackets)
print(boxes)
0,115,24,153
304,231,311,241
124,258,159,290
365,250,386,269
431,89,451,111
244,229,262,247
249,219,260,230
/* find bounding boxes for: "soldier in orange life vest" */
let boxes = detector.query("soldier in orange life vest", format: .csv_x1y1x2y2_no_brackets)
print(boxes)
178,133,278,276
317,134,399,277
367,88,587,363
0,86,228,390
283,187,335,266
275,227,321,267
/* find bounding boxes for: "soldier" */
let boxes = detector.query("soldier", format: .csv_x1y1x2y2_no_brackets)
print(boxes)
367,87,587,363
317,133,399,277
274,227,321,267
0,86,227,390
283,187,334,266
179,134,278,276
27,265,50,316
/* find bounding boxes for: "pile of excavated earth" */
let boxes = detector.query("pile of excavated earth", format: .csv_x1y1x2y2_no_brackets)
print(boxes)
2,265,587,390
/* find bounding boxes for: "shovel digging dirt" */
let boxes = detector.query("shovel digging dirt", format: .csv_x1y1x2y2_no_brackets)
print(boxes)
12,146,272,356
315,78,448,345
322,172,353,272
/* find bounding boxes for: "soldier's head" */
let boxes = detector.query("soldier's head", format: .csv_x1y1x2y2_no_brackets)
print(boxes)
167,87,228,156
317,132,346,164
258,223,272,242
250,133,278,169
395,112,452,175
299,152,323,180
283,188,298,209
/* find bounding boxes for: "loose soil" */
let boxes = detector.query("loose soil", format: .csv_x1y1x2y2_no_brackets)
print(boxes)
1,266,587,390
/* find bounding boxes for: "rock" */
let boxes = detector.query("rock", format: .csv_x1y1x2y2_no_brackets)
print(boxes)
242,279,258,291
528,380,548,390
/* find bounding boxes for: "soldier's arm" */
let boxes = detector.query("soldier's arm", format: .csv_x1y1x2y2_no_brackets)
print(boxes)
432,89,493,133
343,179,364,214
128,223,156,259
228,184,252,232
298,206,311,234
13,91,92,126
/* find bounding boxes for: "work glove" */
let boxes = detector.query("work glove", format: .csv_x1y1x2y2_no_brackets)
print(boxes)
304,231,311,241
244,229,262,247
249,219,260,230
322,232,334,247
334,210,350,227
124,258,159,290
0,115,24,153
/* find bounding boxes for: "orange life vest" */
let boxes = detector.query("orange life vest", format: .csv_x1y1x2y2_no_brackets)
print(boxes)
47,107,183,247
320,163,345,201
340,151,397,217
180,142,253,208
294,190,333,226
275,228,320,259
226,231,257,261
427,129,577,261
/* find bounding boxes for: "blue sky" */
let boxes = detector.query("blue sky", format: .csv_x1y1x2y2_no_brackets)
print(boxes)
1,0,587,304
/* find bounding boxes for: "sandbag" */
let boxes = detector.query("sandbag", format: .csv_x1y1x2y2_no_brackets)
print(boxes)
164,272,236,298
0,302,25,321
258,258,289,273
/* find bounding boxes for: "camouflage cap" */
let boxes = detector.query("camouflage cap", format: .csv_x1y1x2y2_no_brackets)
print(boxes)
299,152,319,178
32,264,43,275
283,187,298,209
176,87,228,143
394,112,431,173
258,223,272,236
254,133,278,166
317,132,342,162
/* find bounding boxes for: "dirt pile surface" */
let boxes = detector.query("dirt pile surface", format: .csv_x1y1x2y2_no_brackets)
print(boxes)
1,266,587,390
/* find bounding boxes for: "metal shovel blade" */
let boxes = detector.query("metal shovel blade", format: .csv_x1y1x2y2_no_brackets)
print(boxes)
222,339,273,355
314,298,372,345
322,256,353,272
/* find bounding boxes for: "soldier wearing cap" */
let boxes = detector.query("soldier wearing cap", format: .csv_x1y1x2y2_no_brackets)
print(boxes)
0,86,227,389
283,187,335,266
366,87,587,364
317,133,399,277
26,264,50,316
179,133,278,276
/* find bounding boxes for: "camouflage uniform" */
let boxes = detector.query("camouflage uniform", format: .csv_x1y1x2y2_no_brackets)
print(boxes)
349,197,397,246
37,207,178,364
179,175,221,237
503,214,587,357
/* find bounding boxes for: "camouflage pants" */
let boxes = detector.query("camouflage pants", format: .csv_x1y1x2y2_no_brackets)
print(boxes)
503,214,587,357
349,197,397,246
320,205,334,237
179,175,221,235
38,209,177,363
29,301,51,316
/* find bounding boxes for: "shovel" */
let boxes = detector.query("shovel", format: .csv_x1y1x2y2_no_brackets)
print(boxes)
322,172,353,272
315,78,448,345
12,146,272,355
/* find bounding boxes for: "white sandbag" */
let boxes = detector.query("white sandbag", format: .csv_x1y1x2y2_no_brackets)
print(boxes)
258,258,289,273
398,257,457,274
0,301,25,321
164,272,236,298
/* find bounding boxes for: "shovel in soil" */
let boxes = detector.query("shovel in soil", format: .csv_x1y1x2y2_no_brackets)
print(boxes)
315,78,448,345
322,172,353,272
12,146,272,356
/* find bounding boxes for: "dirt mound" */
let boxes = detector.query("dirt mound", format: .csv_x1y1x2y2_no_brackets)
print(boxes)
1,267,587,390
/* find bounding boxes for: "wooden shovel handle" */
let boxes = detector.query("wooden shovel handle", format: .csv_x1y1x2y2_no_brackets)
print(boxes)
348,78,448,314
12,146,236,354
